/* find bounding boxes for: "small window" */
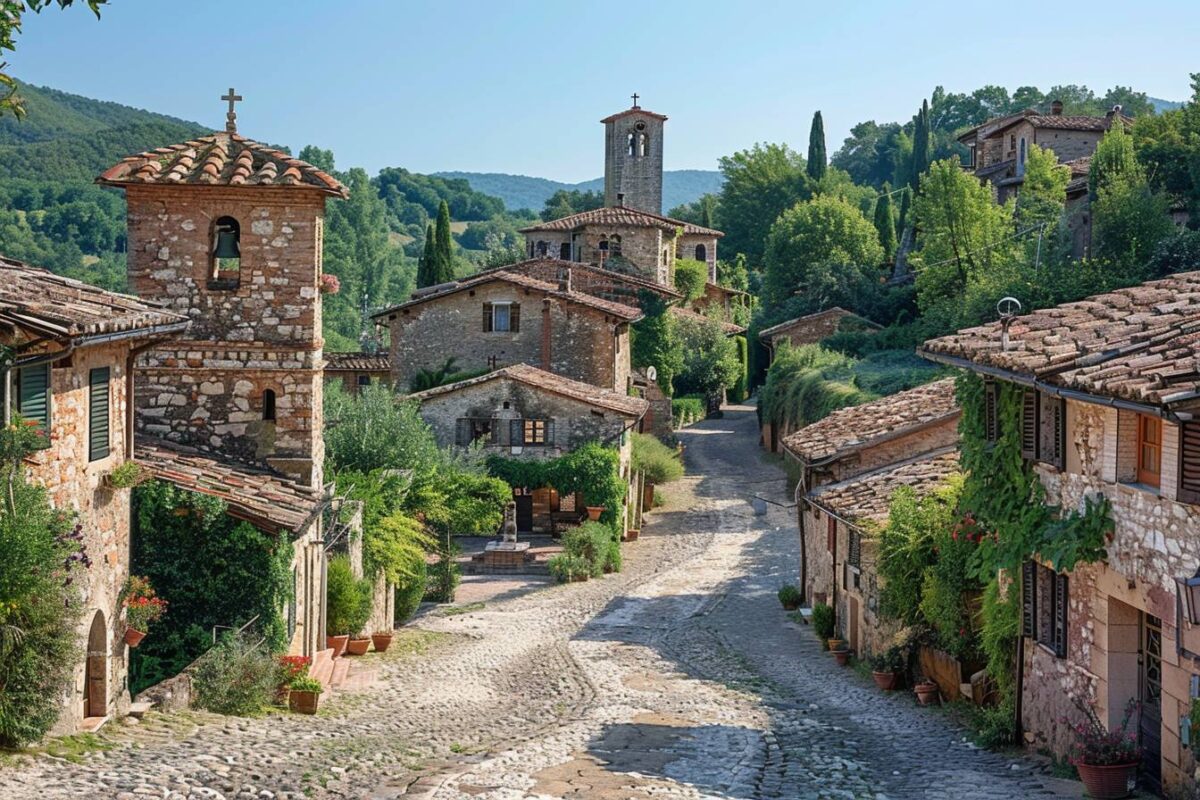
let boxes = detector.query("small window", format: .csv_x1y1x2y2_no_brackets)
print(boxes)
16,363,51,447
559,242,571,260
536,240,548,257
88,367,110,462
627,132,635,157
638,132,648,157
598,239,609,253
611,235,622,256
1178,421,1200,504
695,243,707,262
847,529,861,569
455,418,496,446
1137,414,1162,487
263,389,276,422
1020,390,1065,468
1024,561,1068,658
493,303,511,333
509,418,552,447
826,515,836,553
524,419,546,445
482,302,520,333
356,374,371,387
211,216,241,281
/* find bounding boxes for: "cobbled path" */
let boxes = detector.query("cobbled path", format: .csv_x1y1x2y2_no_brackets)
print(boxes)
0,402,1076,800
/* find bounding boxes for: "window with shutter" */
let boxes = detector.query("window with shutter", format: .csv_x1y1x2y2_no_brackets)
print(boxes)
1021,561,1036,638
826,515,836,553
1054,572,1069,658
848,529,861,568
455,418,470,446
17,363,50,447
984,382,1000,443
1049,396,1066,469
1137,414,1162,487
509,419,521,446
510,303,520,333
1021,389,1038,459
1030,562,1068,658
544,418,554,447
88,367,110,461
1178,422,1200,504
482,302,493,332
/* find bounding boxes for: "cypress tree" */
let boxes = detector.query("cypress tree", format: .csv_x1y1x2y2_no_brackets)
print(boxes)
416,224,437,287
806,111,827,181
910,100,930,192
432,200,454,284
898,186,912,232
873,184,898,263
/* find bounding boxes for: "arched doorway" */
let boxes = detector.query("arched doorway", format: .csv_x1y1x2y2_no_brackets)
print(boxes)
83,611,107,719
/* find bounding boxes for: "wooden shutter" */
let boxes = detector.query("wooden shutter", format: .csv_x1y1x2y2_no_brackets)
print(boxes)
510,419,523,446
984,382,1000,443
88,367,110,461
848,529,861,568
544,418,555,447
482,302,493,332
1050,397,1066,469
826,515,836,553
1021,561,1036,638
18,363,50,437
1021,390,1038,459
1178,422,1200,504
510,303,520,333
1053,572,1069,658
455,418,470,446
489,420,500,445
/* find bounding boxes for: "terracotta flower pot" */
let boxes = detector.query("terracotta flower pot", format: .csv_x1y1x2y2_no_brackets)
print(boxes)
585,506,605,521
827,638,845,651
832,649,851,666
1075,762,1137,799
326,635,349,657
345,638,371,656
624,529,640,542
371,633,394,653
872,671,899,691
123,628,147,648
289,689,320,715
915,681,940,706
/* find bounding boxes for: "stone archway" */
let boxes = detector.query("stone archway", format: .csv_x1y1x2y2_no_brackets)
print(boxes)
83,610,107,719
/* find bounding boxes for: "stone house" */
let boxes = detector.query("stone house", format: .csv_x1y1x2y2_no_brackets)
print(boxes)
374,271,642,393
759,308,879,369
781,378,960,607
957,103,1131,204
469,257,681,310
324,352,391,395
806,449,961,660
100,117,352,660
920,271,1200,796
692,281,750,325
0,258,189,734
409,363,648,535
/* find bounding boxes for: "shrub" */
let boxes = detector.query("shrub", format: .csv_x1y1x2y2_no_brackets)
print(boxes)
868,646,906,674
730,335,749,402
1068,698,1140,767
777,584,802,609
394,559,427,623
672,396,705,427
190,633,278,716
631,433,683,485
547,554,591,583
811,602,835,642
603,540,622,574
425,535,461,603
325,555,372,637
364,511,434,586
673,258,708,301
563,522,612,577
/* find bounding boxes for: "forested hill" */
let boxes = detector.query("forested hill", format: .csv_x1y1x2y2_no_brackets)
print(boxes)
433,169,724,214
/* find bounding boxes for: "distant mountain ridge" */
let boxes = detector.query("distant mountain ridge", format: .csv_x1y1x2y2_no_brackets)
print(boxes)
433,169,724,214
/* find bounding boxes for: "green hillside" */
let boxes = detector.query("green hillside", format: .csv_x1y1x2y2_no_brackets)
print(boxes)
434,169,724,214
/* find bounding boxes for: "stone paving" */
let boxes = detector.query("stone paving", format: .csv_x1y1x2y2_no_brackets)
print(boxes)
0,402,1080,800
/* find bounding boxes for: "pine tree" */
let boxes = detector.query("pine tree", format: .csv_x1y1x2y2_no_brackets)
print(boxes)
873,184,898,263
909,100,930,192
416,224,437,287
806,111,827,181
432,200,454,284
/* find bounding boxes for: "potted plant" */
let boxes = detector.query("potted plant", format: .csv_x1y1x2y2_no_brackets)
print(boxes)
585,506,605,522
869,646,906,690
326,555,371,657
104,461,148,490
777,584,802,611
371,631,394,653
1068,699,1140,799
288,676,323,714
277,655,310,704
831,643,852,666
811,603,835,650
914,679,939,706
346,636,371,656
121,575,166,648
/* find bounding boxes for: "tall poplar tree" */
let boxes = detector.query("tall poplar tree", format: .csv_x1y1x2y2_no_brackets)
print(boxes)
416,224,437,288
909,100,931,192
432,200,455,284
873,184,898,263
806,111,827,181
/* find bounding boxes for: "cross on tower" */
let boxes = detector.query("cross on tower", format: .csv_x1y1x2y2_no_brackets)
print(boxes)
631,92,640,108
222,87,243,133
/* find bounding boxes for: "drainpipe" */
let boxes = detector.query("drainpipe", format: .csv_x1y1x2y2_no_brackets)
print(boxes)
796,465,809,603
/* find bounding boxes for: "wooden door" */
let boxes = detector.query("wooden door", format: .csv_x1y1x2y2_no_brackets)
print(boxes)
515,494,534,533
1137,415,1162,487
1139,613,1163,794
84,612,106,718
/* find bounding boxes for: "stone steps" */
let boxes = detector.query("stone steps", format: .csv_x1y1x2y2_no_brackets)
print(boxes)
330,657,350,688
310,648,335,690
128,701,154,719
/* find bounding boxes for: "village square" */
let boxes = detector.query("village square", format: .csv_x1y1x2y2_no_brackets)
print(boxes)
1,3,1200,799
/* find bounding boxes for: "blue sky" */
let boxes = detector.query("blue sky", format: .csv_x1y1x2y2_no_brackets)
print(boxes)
14,0,1199,182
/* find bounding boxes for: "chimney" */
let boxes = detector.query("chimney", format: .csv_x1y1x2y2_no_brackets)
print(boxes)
1050,99,1063,116
616,192,625,207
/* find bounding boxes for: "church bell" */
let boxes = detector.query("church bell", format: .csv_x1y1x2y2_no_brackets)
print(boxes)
213,225,240,259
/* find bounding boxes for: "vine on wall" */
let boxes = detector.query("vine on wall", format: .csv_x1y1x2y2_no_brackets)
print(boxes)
485,441,626,535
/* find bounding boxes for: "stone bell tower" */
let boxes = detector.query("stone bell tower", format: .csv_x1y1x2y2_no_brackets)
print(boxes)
602,94,666,215
98,90,349,490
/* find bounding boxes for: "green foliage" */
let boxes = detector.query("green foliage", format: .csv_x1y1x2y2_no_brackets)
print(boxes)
289,675,323,694
730,335,749,402
777,584,802,608
717,142,810,263
811,602,835,640
130,481,292,695
562,522,613,578
980,578,1020,706
671,397,705,427
919,516,981,660
674,313,742,397
364,512,435,586
1092,166,1173,272
540,189,603,221
1148,230,1200,276
672,258,708,301
762,195,884,314
806,111,827,181
324,383,442,476
630,432,683,484
757,344,873,433
409,357,492,393
417,224,437,288
910,100,931,191
486,442,625,533
873,184,898,262
877,478,962,625
441,469,510,535
325,555,372,637
425,533,461,604
604,540,622,574
1015,144,1069,233
190,633,278,717
105,460,143,489
547,553,591,583
631,290,683,395
394,559,427,624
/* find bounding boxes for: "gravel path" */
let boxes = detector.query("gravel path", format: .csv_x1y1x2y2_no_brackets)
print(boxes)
0,402,1077,800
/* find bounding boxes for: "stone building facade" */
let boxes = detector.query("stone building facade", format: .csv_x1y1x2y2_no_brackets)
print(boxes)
602,103,666,214
472,258,681,310
920,270,1200,797
759,308,879,369
0,259,189,734
324,352,392,395
375,271,641,393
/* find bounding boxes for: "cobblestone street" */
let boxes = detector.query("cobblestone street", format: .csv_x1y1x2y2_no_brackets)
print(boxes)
0,403,1077,800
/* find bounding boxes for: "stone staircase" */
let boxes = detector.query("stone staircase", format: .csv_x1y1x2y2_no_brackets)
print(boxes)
309,646,379,694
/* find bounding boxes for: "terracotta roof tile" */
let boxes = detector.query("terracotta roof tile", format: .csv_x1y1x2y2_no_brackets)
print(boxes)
808,449,961,527
371,271,643,323
0,255,189,340
521,206,723,237
600,106,668,123
919,272,1200,405
782,379,960,464
135,437,323,534
670,306,746,336
324,352,391,372
471,257,682,299
408,363,649,418
98,132,348,198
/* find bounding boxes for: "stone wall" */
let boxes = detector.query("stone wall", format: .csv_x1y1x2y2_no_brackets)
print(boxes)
678,234,718,282
840,536,904,659
801,503,836,607
387,281,629,392
604,112,665,214
767,309,863,354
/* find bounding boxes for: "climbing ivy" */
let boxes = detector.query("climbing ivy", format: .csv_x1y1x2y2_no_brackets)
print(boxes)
485,441,626,535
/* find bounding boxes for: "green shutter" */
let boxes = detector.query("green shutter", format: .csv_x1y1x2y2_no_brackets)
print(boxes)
18,363,50,440
89,367,110,461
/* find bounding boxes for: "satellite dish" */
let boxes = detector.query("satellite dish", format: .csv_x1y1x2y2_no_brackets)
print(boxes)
997,296,1023,320
646,366,657,381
